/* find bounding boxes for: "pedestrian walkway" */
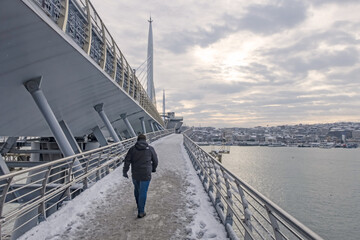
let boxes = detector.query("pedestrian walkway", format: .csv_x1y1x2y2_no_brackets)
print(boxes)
20,134,227,240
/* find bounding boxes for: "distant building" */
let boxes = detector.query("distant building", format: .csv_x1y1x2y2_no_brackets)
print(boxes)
352,130,360,139
328,130,352,140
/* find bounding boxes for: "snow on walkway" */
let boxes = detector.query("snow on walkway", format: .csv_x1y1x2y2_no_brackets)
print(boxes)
20,134,227,240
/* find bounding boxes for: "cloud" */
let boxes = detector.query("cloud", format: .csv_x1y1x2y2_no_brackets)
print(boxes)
310,0,360,5
282,47,359,73
230,0,308,34
91,0,360,127
161,0,308,54
328,68,360,84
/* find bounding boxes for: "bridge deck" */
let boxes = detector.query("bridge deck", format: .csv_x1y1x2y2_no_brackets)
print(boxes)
20,134,227,240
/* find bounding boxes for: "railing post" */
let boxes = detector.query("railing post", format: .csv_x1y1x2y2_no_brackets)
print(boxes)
266,205,284,240
236,181,253,240
57,0,69,31
222,171,234,227
100,20,106,70
83,154,91,190
0,176,13,236
38,166,52,222
105,151,111,175
65,158,76,200
120,54,124,87
131,69,136,98
214,165,222,207
84,0,92,55
96,153,102,181
111,37,117,80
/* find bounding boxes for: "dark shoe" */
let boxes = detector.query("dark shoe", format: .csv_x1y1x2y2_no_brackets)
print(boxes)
137,212,146,218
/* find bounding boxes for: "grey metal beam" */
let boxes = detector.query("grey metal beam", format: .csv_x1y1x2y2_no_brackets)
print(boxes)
121,113,136,137
114,128,123,141
92,126,108,147
148,120,155,132
139,117,147,134
59,120,82,154
94,103,120,142
23,77,75,157
9,149,62,154
30,142,40,162
23,77,83,177
6,161,49,168
0,137,18,154
0,155,10,175
153,122,159,131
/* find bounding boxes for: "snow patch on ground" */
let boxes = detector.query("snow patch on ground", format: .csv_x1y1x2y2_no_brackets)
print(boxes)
180,140,228,240
19,168,125,240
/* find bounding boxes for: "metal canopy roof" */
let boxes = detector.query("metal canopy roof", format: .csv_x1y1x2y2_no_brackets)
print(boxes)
0,0,159,137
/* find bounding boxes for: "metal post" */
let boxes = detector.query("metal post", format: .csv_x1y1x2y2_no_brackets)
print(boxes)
236,181,253,240
23,77,75,157
120,114,136,137
30,142,40,162
92,126,108,147
114,128,123,141
0,155,10,175
139,117,147,134
223,170,234,226
59,120,82,154
153,122,159,132
94,103,120,142
266,205,284,240
148,120,155,132
0,137,18,154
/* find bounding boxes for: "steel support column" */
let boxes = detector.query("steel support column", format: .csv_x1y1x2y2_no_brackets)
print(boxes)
59,120,82,154
153,122,159,131
148,120,155,132
94,103,120,142
139,117,147,134
0,155,10,175
30,142,40,162
23,77,75,157
0,137,18,154
20,77,82,240
114,128,123,141
121,114,136,137
92,126,108,147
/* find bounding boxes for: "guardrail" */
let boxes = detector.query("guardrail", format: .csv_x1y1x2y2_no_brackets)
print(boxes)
0,130,172,240
183,133,323,240
31,0,163,125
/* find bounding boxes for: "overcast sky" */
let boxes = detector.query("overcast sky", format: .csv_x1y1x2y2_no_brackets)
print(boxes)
92,0,360,128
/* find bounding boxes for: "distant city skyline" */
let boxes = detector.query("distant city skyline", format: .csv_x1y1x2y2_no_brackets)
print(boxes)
92,0,360,128
186,121,360,129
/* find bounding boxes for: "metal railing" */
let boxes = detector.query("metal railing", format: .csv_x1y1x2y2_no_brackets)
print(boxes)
183,133,323,240
0,130,172,240
31,0,163,125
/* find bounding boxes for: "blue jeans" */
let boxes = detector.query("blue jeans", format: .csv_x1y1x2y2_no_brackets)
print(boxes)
132,179,150,214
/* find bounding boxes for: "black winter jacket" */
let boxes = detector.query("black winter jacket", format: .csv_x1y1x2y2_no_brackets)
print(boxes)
123,139,158,181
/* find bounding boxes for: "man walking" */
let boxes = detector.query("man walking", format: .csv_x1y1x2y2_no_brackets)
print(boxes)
123,134,158,218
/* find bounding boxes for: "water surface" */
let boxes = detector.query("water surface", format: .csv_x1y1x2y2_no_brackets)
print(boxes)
202,146,360,240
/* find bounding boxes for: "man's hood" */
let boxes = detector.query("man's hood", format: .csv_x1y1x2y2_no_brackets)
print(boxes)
135,139,149,150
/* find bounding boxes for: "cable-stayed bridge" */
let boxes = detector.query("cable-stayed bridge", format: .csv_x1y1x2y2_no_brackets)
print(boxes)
0,0,323,239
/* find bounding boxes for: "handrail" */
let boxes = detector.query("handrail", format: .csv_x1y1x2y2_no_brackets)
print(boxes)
31,0,164,126
0,130,173,239
183,132,324,240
